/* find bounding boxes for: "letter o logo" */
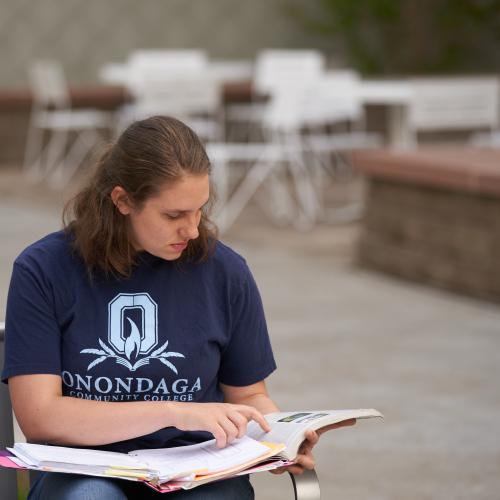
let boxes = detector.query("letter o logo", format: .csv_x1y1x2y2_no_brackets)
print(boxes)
108,293,158,355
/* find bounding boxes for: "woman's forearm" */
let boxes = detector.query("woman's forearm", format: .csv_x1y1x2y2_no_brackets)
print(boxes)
220,380,280,415
10,375,273,448
20,395,175,446
238,393,280,415
10,374,177,446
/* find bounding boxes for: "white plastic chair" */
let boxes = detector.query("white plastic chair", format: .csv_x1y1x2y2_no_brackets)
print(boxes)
264,70,380,221
128,49,208,75
118,50,224,141
23,60,113,188
407,77,500,146
226,49,326,141
210,70,380,232
254,49,325,95
207,141,310,231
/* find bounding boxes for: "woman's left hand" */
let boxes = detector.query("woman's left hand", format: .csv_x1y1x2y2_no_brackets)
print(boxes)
270,419,356,475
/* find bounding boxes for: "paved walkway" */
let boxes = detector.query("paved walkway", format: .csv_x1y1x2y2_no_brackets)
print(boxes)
1,170,499,499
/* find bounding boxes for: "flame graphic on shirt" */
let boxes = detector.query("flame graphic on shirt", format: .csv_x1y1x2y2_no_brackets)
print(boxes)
124,318,142,361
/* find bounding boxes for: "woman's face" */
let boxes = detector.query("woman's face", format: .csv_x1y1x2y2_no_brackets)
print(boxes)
114,173,210,261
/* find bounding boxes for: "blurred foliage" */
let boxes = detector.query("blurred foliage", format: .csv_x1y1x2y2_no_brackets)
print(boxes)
289,0,500,75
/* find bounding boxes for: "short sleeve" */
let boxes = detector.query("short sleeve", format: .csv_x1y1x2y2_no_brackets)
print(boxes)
218,265,276,386
1,262,62,383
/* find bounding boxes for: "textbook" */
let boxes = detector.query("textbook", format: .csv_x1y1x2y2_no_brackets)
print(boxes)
1,408,382,493
152,408,383,492
246,408,383,460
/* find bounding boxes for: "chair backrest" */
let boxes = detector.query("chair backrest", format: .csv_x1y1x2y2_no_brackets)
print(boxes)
303,70,364,126
408,77,500,134
129,74,221,115
254,49,325,96
128,49,208,75
29,60,70,108
262,70,364,133
127,49,208,96
124,49,220,119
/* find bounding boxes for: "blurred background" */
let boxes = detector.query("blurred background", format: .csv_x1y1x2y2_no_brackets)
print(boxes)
1,0,500,499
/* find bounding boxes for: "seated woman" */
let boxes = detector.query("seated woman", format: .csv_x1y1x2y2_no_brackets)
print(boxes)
2,115,323,499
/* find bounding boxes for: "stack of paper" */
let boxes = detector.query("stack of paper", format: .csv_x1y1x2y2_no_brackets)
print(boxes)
4,436,287,492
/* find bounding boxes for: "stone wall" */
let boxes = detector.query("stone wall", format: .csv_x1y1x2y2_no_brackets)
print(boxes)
0,109,30,167
0,0,329,87
358,178,500,303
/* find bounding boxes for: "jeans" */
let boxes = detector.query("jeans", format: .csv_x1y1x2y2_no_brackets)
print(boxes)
28,472,254,500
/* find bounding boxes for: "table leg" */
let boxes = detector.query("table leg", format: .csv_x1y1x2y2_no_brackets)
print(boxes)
387,104,414,149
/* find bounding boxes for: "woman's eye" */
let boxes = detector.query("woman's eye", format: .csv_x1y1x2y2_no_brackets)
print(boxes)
165,213,181,220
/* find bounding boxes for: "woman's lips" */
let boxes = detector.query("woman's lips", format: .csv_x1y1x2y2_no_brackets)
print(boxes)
170,242,188,252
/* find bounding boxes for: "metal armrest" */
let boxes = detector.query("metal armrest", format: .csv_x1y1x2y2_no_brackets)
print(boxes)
289,469,321,500
0,322,17,499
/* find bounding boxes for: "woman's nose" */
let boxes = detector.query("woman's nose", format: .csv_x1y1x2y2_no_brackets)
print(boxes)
180,214,200,240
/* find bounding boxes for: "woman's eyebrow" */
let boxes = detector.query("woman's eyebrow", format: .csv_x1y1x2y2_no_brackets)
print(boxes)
163,199,210,213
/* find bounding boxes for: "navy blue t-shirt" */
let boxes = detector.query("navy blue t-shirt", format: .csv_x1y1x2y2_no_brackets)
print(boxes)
1,231,276,453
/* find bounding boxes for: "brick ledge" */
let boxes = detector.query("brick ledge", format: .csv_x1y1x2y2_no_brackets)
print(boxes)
353,147,500,196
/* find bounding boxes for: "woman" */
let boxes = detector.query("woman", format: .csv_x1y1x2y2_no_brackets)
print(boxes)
2,116,320,499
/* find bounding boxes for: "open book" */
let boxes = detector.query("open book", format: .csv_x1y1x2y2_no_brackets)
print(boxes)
247,408,383,460
1,408,382,493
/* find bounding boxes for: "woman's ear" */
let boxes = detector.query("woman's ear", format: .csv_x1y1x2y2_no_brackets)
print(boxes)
110,186,133,215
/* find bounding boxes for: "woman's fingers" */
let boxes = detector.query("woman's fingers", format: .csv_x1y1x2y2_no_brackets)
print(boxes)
211,423,229,448
271,430,318,476
174,402,271,447
288,465,306,475
270,466,287,475
218,415,242,444
272,464,305,475
214,405,269,446
227,410,249,438
244,406,271,432
271,453,315,476
300,430,319,451
295,452,315,470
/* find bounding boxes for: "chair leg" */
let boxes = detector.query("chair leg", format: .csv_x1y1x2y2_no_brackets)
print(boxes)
22,123,45,180
42,129,68,179
211,155,230,229
257,166,293,226
286,151,320,231
288,469,321,500
215,148,278,233
48,129,99,188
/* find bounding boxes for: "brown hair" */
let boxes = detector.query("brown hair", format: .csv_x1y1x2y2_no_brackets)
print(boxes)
63,115,217,277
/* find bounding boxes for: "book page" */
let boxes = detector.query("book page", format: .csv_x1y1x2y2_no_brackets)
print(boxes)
186,441,284,483
130,435,272,479
10,443,146,469
247,409,383,459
